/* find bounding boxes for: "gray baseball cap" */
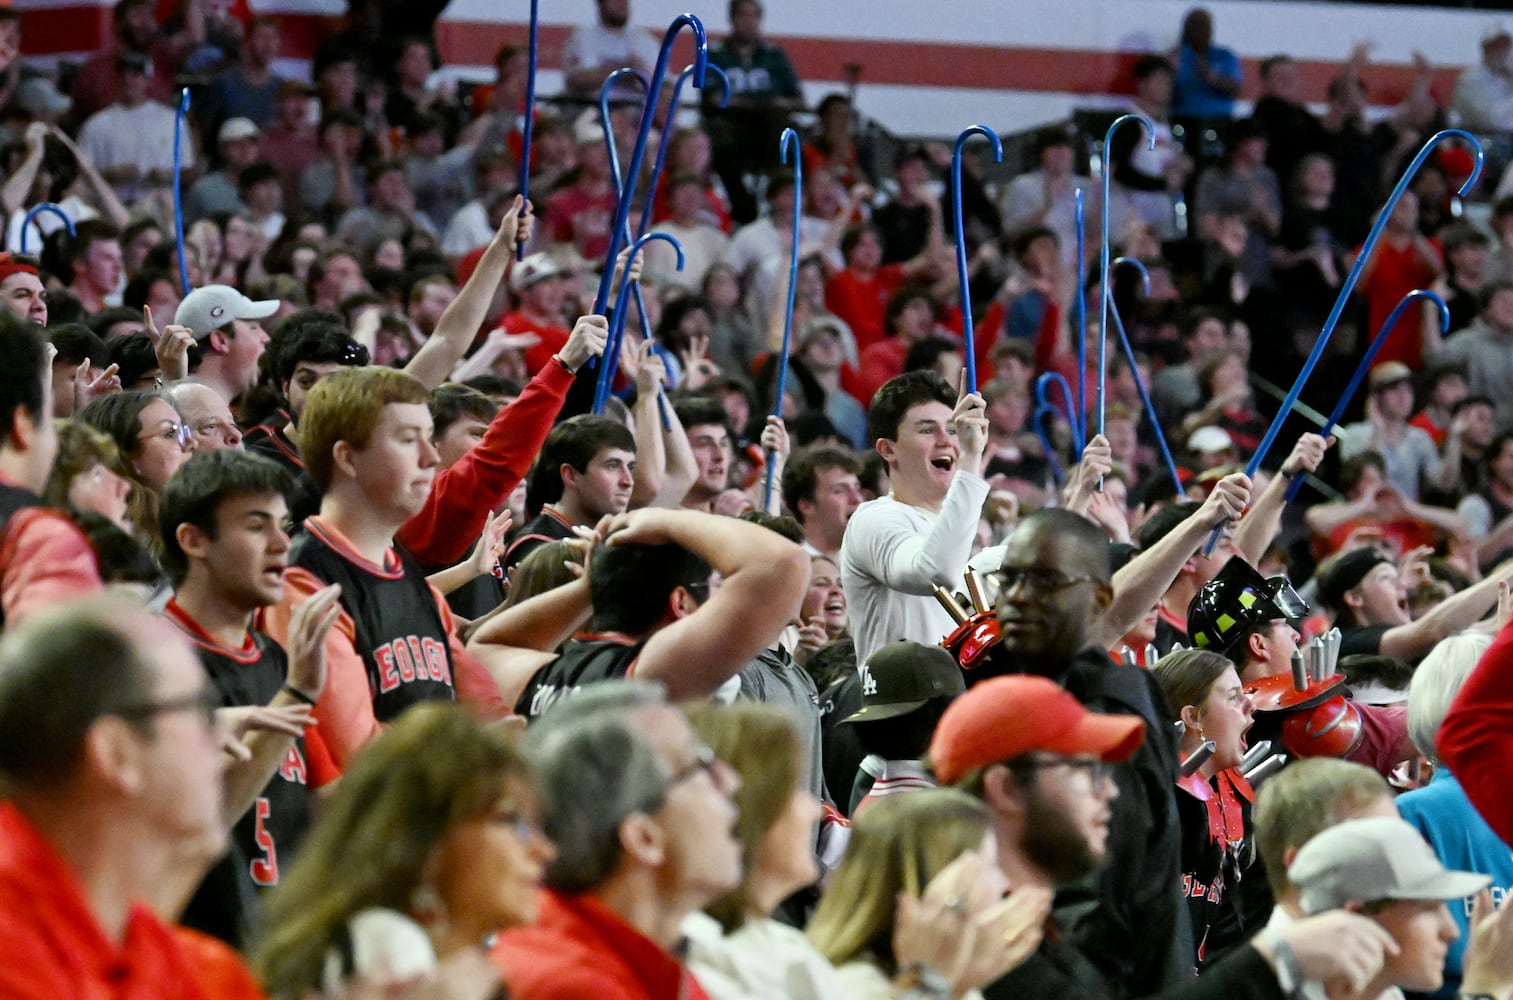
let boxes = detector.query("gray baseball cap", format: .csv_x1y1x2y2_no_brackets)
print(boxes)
1291,817,1490,915
174,284,280,341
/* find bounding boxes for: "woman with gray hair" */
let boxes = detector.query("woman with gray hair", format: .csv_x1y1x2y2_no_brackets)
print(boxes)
1397,630,1513,997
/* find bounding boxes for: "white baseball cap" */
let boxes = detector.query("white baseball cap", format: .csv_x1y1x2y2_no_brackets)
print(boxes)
174,284,280,341
1291,817,1490,915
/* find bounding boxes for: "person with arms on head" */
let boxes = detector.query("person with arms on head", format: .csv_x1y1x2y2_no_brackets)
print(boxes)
490,699,742,1000
254,704,536,1000
261,366,509,770
158,449,343,950
839,370,989,669
933,675,1399,1000
472,504,806,716
0,596,263,999
0,313,102,623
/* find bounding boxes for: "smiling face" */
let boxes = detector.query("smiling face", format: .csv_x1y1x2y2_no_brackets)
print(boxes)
800,557,848,636
880,400,958,505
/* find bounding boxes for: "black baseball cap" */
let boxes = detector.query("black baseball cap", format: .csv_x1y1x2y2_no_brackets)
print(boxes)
1317,547,1395,613
845,640,965,724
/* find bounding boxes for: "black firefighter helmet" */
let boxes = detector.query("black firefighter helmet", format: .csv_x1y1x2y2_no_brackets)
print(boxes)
1187,556,1309,655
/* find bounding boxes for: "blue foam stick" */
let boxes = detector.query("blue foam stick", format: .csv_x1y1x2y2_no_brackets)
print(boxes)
763,127,804,511
951,124,1003,395
1073,186,1087,454
1106,256,1182,498
19,203,73,256
1097,113,1154,440
173,87,192,293
517,0,539,261
1032,403,1066,484
1282,288,1449,502
1203,128,1483,554
594,232,685,414
589,15,707,319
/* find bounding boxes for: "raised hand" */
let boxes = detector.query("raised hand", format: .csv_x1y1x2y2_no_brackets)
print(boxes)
143,306,195,382
284,583,343,703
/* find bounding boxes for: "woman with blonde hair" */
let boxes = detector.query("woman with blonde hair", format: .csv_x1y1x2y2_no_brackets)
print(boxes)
807,788,1049,999
253,703,553,999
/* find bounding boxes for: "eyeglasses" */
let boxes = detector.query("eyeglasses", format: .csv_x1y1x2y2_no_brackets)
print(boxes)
1017,755,1113,787
490,809,548,844
667,742,721,788
114,686,221,729
988,566,1099,596
138,421,194,451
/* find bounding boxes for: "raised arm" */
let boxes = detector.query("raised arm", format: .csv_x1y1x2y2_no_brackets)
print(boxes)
405,196,532,391
1233,433,1330,563
1091,473,1252,648
1377,561,1513,662
616,508,810,701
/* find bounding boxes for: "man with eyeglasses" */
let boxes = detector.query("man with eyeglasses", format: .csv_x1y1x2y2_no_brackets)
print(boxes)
159,449,342,950
166,381,245,453
494,695,742,1000
931,675,1401,1000
0,596,264,996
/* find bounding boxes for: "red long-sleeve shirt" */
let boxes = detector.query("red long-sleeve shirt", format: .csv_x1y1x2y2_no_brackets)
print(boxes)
1438,620,1513,843
396,358,575,569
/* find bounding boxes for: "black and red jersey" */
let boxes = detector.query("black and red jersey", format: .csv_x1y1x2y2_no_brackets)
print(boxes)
290,519,457,721
165,598,323,950
517,633,646,720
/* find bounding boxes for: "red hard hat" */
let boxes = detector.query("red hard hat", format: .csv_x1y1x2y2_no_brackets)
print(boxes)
1279,695,1364,759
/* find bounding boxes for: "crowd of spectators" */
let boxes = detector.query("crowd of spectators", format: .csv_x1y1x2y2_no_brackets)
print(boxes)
12,0,1513,998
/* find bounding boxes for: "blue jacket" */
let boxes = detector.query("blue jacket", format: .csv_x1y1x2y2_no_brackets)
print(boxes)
1398,769,1513,997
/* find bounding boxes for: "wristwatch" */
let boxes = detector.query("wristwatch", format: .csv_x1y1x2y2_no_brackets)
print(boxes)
1254,927,1303,999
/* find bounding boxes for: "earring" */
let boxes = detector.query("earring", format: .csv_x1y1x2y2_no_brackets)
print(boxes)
410,883,449,934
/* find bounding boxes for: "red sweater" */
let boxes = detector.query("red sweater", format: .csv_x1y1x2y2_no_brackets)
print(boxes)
396,359,575,568
492,891,712,1000
825,264,908,352
0,803,261,1000
1439,619,1513,844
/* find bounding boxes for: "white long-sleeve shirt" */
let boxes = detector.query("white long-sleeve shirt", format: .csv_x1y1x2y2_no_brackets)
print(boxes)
840,472,990,669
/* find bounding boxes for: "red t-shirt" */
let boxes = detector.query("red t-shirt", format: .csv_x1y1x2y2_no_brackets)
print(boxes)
500,311,574,376
0,802,257,1000
825,263,908,352
1357,236,1442,371
544,182,619,263
492,890,712,1000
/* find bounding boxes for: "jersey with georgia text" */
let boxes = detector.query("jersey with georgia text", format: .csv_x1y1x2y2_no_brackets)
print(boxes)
291,519,457,720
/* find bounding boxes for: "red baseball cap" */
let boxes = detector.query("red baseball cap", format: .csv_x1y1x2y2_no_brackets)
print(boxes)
928,675,1145,785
